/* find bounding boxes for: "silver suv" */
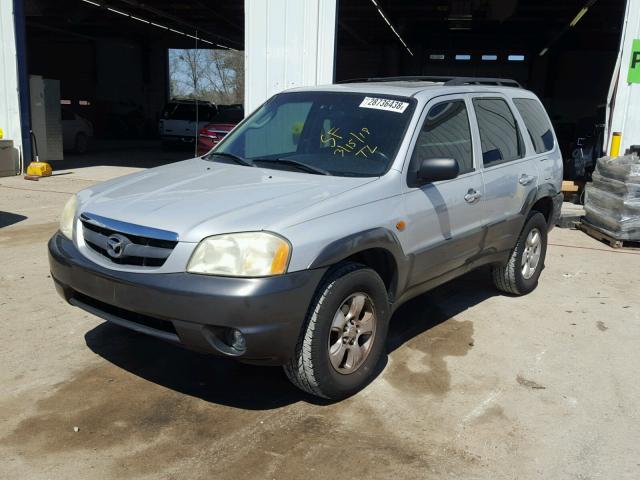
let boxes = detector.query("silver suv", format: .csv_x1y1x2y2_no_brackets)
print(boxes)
49,77,563,399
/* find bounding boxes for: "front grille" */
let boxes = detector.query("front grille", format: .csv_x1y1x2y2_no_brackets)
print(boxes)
81,214,178,267
73,291,178,336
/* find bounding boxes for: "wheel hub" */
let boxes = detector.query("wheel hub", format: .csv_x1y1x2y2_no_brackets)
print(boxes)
521,227,542,280
328,293,377,374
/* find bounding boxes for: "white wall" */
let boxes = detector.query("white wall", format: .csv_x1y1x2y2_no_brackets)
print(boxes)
0,0,22,164
244,0,337,115
607,0,640,154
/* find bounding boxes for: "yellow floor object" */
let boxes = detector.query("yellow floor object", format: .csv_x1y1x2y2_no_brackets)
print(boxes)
26,161,53,177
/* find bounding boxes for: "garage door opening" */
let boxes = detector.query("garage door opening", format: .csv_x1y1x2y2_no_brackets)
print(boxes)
23,0,244,170
335,0,626,176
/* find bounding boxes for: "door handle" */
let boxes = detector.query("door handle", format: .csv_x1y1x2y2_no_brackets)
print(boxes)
519,174,535,186
464,189,481,203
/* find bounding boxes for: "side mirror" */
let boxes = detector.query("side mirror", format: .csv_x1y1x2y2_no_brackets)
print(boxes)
417,157,459,183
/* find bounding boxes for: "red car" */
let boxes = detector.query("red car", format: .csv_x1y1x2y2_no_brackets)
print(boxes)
197,123,237,156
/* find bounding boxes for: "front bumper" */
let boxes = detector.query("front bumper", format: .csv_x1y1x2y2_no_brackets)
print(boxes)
48,232,326,365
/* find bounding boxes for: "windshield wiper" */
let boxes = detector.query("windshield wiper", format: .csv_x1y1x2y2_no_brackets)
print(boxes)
253,158,330,176
206,152,255,167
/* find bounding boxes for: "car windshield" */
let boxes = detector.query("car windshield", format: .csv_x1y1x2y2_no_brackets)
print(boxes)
207,91,416,177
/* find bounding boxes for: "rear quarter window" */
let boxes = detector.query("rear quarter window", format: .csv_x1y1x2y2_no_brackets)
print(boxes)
513,98,555,154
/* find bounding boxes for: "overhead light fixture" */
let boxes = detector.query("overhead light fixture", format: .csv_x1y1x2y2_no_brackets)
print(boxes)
369,0,414,56
150,21,169,30
447,13,472,29
78,0,232,49
536,0,598,57
130,15,149,24
106,7,128,17
569,7,589,27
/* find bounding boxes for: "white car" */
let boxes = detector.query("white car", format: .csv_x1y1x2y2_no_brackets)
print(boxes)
62,108,93,154
159,100,217,149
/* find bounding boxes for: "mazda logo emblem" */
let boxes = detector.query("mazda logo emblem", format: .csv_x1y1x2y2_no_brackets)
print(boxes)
106,234,129,259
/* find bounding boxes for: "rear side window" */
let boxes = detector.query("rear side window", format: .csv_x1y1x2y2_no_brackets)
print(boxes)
412,100,474,174
513,98,554,154
473,98,524,167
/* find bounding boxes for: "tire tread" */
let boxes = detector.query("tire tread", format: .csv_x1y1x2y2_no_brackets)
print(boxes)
283,262,365,398
492,211,546,295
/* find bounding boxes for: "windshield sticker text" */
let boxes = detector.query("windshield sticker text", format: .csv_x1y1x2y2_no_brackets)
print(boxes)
321,127,379,158
359,97,409,114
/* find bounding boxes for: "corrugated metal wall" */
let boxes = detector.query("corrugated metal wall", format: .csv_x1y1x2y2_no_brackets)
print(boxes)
244,0,337,115
0,0,23,163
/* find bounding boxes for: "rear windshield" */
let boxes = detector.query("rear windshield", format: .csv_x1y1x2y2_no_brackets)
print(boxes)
210,91,417,177
216,105,244,123
162,103,217,121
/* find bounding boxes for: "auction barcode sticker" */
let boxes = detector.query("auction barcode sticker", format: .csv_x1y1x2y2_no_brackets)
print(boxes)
359,97,409,113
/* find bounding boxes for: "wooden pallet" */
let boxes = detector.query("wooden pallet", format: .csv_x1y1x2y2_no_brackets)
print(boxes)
561,180,584,194
577,221,640,250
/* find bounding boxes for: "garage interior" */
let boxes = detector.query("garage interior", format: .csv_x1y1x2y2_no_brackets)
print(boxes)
23,0,244,168
22,0,625,174
337,0,626,168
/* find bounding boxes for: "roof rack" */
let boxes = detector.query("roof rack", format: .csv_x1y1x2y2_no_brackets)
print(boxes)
337,76,522,88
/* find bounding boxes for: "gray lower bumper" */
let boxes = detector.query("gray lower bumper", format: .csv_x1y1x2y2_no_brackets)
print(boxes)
48,232,326,364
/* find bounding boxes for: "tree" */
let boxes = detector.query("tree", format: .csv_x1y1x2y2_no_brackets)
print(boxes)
168,48,244,105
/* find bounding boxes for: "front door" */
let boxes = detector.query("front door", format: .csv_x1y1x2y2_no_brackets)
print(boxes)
402,95,486,287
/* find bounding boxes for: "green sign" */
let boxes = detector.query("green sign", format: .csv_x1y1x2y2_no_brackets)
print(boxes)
629,39,640,84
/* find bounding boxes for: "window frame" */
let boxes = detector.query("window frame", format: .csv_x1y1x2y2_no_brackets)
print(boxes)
512,97,556,155
471,95,527,169
405,93,478,188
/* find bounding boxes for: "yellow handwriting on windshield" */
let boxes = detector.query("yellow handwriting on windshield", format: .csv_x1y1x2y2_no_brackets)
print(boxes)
320,127,342,148
321,127,379,158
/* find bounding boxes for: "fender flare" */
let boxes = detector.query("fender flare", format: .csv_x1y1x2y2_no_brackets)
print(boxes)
308,227,411,300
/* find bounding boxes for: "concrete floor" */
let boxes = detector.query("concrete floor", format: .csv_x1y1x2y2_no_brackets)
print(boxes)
1,160,639,479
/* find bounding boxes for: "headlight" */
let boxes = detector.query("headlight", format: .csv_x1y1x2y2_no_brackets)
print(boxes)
59,195,78,240
187,232,291,277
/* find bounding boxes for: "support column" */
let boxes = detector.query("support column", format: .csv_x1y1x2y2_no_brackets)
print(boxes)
244,0,337,115
606,0,640,154
0,0,24,168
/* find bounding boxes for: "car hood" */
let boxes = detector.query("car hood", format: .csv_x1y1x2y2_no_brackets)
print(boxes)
79,158,378,242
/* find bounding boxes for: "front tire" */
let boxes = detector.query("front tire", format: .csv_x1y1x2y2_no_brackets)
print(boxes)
492,211,548,295
284,263,390,399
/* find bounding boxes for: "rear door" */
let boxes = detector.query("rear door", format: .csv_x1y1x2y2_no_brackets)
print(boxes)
512,97,562,194
470,94,538,253
402,94,486,286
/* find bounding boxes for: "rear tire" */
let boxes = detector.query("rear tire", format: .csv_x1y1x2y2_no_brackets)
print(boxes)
492,211,548,295
284,262,390,399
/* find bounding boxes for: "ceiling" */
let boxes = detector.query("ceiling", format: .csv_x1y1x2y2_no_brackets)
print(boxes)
338,0,626,54
24,0,626,56
24,0,245,50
